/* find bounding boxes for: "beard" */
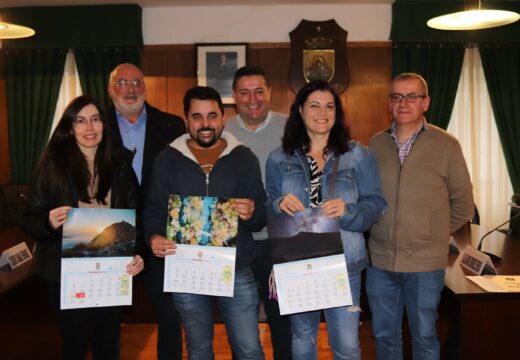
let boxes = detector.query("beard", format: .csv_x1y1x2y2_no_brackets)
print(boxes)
113,94,145,117
192,127,221,148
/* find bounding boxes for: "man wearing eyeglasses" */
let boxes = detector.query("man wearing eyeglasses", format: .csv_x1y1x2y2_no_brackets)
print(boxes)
107,63,186,359
367,72,474,359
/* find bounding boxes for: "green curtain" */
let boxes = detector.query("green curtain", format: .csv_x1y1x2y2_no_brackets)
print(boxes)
392,44,465,129
6,49,67,183
479,45,520,193
75,47,141,109
1,5,143,183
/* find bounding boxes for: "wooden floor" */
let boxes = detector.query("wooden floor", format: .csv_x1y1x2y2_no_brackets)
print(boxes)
1,274,460,359
1,319,376,359
1,273,378,359
120,322,376,359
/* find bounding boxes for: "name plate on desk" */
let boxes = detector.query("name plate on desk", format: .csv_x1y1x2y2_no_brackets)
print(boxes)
460,246,497,275
0,242,32,270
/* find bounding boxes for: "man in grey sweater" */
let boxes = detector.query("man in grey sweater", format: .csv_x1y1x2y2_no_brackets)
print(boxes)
367,72,474,360
226,66,291,360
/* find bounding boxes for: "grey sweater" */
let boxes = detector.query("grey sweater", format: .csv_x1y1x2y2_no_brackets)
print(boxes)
226,111,287,240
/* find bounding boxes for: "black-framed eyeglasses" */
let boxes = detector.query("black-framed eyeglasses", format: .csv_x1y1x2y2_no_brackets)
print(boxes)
389,93,426,103
115,79,143,89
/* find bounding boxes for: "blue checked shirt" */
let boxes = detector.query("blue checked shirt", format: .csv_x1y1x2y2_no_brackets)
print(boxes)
389,119,425,164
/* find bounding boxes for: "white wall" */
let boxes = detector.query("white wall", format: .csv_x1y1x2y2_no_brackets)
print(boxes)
143,4,392,44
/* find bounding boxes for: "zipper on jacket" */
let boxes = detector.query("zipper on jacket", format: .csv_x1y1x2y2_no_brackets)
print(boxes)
205,171,210,196
391,147,401,271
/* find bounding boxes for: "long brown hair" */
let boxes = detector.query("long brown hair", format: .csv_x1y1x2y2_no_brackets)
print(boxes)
34,95,112,204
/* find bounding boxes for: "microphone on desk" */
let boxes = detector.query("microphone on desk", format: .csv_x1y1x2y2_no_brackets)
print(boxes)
477,211,520,263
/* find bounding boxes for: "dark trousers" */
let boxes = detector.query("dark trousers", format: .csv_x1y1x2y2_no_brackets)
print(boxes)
48,284,121,360
142,253,183,359
252,241,292,360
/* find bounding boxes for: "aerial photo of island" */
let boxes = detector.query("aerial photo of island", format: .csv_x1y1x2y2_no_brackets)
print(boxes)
166,195,238,247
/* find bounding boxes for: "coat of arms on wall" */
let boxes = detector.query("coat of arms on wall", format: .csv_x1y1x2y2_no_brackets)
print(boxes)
289,19,350,94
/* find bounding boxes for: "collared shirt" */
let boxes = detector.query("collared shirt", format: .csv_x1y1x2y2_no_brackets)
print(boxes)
236,112,272,133
116,107,147,184
389,119,425,164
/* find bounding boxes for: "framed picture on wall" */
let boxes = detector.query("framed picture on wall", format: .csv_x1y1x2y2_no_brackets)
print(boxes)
196,43,248,105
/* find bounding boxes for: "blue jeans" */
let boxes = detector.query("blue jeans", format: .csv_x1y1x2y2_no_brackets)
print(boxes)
290,272,362,360
252,240,292,360
173,268,264,360
366,266,445,360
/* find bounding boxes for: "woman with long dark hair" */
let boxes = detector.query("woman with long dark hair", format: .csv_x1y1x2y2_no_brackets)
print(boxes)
265,81,386,359
24,95,143,359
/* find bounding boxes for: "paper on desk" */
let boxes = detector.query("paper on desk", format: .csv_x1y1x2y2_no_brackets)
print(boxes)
466,275,520,292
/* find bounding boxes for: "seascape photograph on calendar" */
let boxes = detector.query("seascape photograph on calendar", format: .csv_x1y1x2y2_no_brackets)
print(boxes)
61,208,136,258
166,195,238,247
267,207,343,264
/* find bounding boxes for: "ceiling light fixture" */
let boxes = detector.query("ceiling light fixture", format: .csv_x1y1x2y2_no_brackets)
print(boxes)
427,1,520,30
0,21,35,39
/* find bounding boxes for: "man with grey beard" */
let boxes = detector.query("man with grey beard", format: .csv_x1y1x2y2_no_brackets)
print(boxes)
107,63,186,359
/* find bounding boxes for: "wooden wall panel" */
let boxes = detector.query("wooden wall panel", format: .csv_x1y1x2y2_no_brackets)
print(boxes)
345,45,393,144
249,44,295,116
141,42,392,146
142,45,196,120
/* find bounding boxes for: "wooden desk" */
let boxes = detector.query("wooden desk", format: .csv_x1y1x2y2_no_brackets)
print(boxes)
0,227,36,294
443,224,520,359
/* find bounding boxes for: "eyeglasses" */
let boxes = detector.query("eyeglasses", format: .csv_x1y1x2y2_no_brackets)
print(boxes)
73,115,103,128
115,79,144,89
389,93,426,103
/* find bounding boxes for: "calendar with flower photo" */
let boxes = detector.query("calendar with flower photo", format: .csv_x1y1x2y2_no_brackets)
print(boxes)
164,195,238,297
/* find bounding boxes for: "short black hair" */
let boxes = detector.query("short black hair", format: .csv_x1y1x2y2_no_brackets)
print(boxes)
183,86,224,117
232,66,270,90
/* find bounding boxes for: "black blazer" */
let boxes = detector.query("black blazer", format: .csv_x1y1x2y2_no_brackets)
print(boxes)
106,102,186,200
106,102,186,267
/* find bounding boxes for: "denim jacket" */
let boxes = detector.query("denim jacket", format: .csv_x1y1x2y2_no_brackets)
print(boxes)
265,141,387,274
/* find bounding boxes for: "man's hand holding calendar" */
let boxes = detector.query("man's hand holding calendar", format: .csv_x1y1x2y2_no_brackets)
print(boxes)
150,234,177,258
